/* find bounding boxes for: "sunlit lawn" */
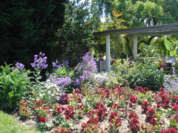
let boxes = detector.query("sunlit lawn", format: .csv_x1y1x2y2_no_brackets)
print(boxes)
0,111,40,133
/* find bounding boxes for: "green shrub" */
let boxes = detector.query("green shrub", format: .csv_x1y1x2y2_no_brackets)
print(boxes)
0,64,31,109
112,59,164,90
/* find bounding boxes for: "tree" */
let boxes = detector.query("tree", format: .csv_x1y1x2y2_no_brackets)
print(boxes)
56,0,100,66
94,9,127,59
91,0,178,56
0,0,67,70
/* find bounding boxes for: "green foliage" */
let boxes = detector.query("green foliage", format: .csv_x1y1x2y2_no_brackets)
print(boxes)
53,115,74,130
0,64,31,109
57,0,99,66
37,122,53,133
95,9,127,58
112,59,164,90
92,0,178,56
169,120,178,130
53,66,74,78
28,81,61,107
164,39,178,69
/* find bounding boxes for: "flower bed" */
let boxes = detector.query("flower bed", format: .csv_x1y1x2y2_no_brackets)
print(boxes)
15,86,178,133
1,51,178,132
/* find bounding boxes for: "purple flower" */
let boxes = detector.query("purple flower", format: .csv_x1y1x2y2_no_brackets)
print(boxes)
12,62,25,72
49,75,71,89
52,59,69,70
75,52,97,84
31,52,48,70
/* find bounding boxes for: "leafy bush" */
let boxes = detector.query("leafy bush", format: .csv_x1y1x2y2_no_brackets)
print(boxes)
0,64,31,109
112,59,164,90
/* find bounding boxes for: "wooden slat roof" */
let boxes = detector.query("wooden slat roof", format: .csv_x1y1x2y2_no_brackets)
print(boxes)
93,23,178,37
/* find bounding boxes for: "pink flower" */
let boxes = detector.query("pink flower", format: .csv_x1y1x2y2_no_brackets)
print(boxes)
65,116,70,119
38,117,46,122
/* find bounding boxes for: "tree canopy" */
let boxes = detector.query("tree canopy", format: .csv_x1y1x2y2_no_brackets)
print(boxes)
91,0,178,56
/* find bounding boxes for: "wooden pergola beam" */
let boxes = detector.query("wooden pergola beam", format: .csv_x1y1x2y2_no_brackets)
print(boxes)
93,23,178,37
126,30,178,37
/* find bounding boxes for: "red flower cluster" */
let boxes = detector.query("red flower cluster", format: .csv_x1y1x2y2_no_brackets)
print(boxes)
81,117,103,133
33,99,45,109
159,127,177,133
136,86,149,94
142,101,151,112
57,106,66,114
109,112,118,122
129,118,140,133
65,116,70,119
174,96,178,104
146,108,158,126
18,99,30,119
111,103,121,110
129,111,138,119
129,95,138,107
108,112,121,129
64,106,75,118
59,93,70,104
52,126,71,133
19,99,27,107
172,104,178,111
104,89,110,98
161,94,170,108
52,103,61,115
38,117,46,123
71,91,83,103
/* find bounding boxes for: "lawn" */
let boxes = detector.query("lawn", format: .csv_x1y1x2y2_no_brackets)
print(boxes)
0,111,40,133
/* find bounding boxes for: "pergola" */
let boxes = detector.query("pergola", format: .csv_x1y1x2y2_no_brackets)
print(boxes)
93,23,178,73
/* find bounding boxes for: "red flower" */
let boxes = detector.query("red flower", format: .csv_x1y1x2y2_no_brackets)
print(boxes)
65,116,70,119
129,111,138,119
38,117,46,122
160,87,164,92
130,118,139,125
157,104,161,108
159,129,166,133
109,112,118,122
167,127,177,133
173,105,178,111
61,107,66,110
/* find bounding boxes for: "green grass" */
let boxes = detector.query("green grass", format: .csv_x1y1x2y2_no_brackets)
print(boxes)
0,111,40,133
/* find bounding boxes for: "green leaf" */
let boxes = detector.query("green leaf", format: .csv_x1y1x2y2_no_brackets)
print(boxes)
174,47,178,56
164,39,173,51
170,51,175,56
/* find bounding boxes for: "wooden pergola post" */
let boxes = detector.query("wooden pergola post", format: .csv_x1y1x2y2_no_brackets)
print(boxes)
106,34,110,73
133,36,137,59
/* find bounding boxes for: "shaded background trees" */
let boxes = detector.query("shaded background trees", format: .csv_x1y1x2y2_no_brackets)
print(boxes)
0,0,99,71
0,0,67,70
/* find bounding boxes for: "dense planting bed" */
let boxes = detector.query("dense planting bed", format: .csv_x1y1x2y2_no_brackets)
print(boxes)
16,86,178,133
